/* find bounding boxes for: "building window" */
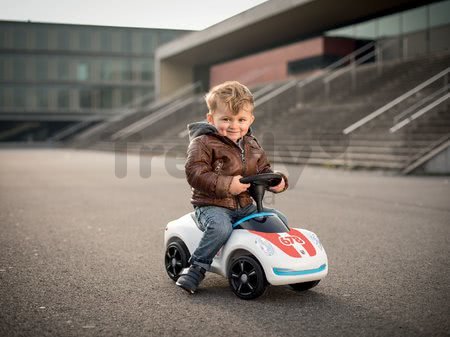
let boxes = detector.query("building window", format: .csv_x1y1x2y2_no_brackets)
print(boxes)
35,27,48,49
430,0,450,27
77,62,89,81
0,28,8,48
0,88,5,108
132,32,143,54
142,32,156,54
25,58,34,81
355,20,377,39
13,29,27,49
79,30,91,51
140,60,154,81
111,31,122,53
100,31,112,52
100,60,114,81
57,89,70,108
26,87,36,109
121,88,133,106
36,58,48,80
58,59,70,80
3,88,13,108
120,60,132,80
0,57,5,80
402,6,427,34
121,31,132,53
79,89,92,108
13,87,26,108
378,13,401,38
36,88,49,108
100,87,113,108
57,29,71,50
13,58,27,81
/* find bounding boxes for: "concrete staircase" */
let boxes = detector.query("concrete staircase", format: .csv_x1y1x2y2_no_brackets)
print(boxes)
250,52,450,171
81,52,450,174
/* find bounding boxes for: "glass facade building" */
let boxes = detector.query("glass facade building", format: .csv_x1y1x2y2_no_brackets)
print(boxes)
0,21,188,140
325,0,450,59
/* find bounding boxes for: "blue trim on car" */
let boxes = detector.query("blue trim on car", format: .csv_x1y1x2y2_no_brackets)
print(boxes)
273,264,327,276
232,212,275,228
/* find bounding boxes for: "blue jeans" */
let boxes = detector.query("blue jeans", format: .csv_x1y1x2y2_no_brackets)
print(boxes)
190,204,288,270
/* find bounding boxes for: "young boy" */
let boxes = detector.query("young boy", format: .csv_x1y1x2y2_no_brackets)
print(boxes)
176,81,289,294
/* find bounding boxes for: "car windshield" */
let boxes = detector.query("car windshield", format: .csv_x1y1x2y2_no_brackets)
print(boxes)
233,213,290,233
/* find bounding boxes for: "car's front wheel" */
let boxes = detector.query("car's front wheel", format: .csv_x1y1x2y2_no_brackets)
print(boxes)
228,255,267,300
164,239,190,281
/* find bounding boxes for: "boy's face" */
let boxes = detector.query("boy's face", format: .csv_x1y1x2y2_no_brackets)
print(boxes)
207,101,255,143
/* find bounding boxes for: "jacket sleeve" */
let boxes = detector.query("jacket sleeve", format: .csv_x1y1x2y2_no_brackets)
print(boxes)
185,137,233,198
257,147,289,193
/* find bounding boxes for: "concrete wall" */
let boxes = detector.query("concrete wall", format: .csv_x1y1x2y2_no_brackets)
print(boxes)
416,144,450,174
158,60,193,99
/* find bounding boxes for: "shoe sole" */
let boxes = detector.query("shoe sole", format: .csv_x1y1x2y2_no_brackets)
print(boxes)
176,281,196,294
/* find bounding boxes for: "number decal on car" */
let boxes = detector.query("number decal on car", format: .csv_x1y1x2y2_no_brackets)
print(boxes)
279,235,305,246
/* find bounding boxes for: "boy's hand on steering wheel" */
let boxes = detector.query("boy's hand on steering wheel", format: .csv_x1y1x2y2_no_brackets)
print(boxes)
269,178,285,193
229,175,250,195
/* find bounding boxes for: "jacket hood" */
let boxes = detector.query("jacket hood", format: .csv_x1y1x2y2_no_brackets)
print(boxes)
187,121,217,141
187,121,253,142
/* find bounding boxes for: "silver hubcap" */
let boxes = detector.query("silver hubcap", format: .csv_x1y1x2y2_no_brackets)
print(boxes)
240,274,248,283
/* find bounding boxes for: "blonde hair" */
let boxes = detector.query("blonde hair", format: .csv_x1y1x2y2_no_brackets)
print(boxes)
205,81,254,115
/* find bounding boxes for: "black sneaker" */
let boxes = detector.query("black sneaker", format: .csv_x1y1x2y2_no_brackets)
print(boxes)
176,265,206,294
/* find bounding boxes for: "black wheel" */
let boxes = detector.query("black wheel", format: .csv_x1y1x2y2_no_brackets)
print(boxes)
164,239,190,281
228,255,267,300
289,280,320,291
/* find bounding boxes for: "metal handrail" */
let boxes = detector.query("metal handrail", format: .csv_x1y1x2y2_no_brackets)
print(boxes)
323,39,401,98
253,42,380,108
255,79,297,107
253,41,396,109
111,95,198,141
72,82,202,143
122,90,155,110
393,85,449,124
239,66,273,85
297,41,376,89
252,83,277,99
324,49,377,83
343,67,450,134
390,92,449,133
402,134,450,174
106,81,202,124
49,119,96,141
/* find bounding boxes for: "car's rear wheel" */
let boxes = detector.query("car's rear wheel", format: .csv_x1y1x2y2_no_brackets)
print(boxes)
289,280,320,291
164,239,190,281
228,255,267,300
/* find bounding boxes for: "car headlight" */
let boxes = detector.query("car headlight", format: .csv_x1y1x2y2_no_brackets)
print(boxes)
307,232,323,250
255,237,274,256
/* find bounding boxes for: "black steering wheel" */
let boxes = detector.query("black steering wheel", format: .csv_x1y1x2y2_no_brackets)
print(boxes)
239,173,283,212
239,173,282,187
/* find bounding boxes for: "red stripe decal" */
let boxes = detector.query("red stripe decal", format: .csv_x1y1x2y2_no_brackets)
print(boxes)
289,228,316,257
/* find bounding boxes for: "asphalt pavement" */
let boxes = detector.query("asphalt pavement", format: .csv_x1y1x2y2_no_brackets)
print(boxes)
0,149,449,337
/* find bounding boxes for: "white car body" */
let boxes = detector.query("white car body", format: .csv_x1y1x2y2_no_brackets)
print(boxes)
164,212,328,286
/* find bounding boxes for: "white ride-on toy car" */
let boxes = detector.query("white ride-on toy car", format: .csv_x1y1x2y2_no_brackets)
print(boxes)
164,173,328,299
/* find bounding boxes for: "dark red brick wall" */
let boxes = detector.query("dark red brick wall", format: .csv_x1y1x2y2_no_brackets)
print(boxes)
210,37,324,88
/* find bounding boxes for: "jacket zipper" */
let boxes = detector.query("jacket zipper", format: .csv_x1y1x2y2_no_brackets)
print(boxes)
217,135,246,209
241,146,246,176
236,139,246,209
